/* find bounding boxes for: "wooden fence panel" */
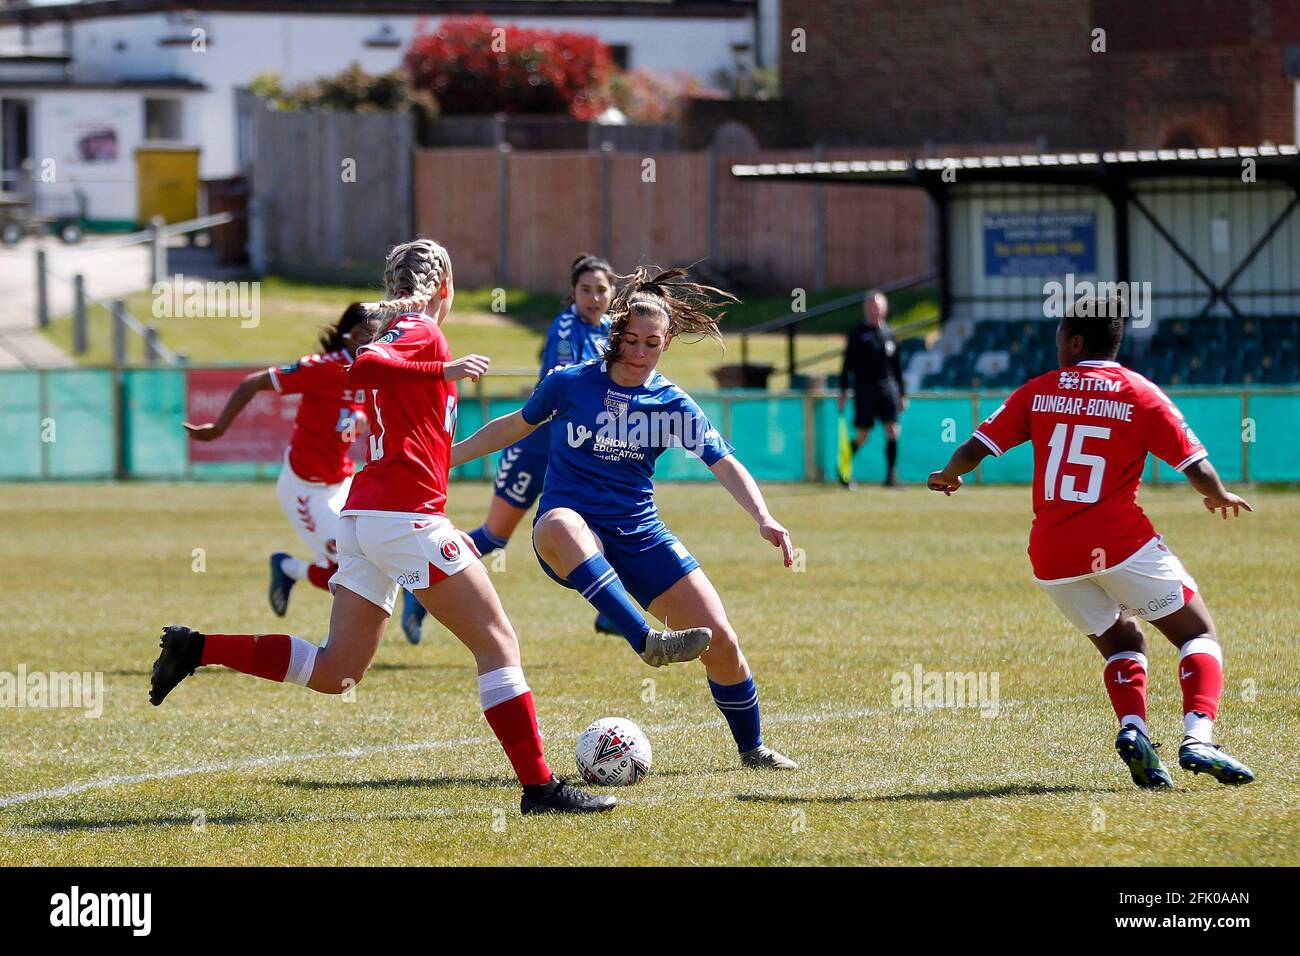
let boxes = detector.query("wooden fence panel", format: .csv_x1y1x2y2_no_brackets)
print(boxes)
413,148,500,289
254,109,412,283
505,152,603,292
607,153,709,274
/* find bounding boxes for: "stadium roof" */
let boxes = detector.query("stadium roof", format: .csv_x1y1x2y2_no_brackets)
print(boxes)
0,0,754,25
731,145,1300,188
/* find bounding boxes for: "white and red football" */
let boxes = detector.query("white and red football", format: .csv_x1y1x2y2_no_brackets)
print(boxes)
575,717,652,786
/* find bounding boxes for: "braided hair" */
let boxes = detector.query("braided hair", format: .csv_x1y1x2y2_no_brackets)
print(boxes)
367,238,453,331
604,265,735,362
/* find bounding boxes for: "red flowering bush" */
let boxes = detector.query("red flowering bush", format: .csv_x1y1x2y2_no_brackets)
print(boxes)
601,68,717,123
405,16,613,119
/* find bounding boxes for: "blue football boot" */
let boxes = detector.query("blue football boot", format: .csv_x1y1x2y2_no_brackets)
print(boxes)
1178,738,1255,785
1115,724,1174,790
268,552,295,617
401,589,427,645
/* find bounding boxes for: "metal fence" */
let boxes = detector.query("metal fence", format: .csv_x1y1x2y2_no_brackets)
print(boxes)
2,367,1297,484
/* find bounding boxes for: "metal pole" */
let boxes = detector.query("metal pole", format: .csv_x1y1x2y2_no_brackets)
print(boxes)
803,393,818,481
112,299,127,367
149,214,167,286
497,143,510,288
35,247,49,328
247,196,267,275
145,325,160,366
786,324,796,379
73,273,87,354
600,141,613,261
38,369,50,479
706,147,718,264
112,366,127,481
1241,390,1250,483
813,142,826,291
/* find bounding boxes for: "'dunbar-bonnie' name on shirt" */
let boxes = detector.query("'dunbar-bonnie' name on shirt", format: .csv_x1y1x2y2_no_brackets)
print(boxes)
1030,369,1133,422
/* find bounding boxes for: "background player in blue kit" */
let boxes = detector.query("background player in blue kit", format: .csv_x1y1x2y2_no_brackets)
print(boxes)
451,266,799,770
402,255,615,643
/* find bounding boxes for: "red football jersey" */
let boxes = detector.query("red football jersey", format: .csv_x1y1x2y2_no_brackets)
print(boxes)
973,360,1207,581
341,314,458,516
269,350,365,485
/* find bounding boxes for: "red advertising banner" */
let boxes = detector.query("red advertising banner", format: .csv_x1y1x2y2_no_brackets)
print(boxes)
186,367,301,464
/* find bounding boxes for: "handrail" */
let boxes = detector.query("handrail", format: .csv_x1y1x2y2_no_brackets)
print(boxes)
738,268,939,374
740,268,938,338
76,211,241,252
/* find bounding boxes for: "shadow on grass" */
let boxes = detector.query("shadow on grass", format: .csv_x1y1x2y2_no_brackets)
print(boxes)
8,804,489,833
278,775,514,791
736,783,1107,805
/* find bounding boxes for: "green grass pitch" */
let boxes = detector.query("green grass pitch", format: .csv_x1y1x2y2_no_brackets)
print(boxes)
1,481,1296,865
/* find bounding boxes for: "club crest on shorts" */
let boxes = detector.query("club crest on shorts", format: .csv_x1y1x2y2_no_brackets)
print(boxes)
441,538,461,561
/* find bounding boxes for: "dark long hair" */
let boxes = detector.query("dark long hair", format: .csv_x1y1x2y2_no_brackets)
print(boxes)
318,302,372,353
562,253,613,309
603,265,735,361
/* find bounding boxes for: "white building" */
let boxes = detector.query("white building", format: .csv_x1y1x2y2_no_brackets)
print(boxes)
0,0,763,227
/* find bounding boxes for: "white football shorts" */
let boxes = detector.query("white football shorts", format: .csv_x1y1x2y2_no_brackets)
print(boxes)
275,452,350,564
1038,536,1199,636
330,513,476,614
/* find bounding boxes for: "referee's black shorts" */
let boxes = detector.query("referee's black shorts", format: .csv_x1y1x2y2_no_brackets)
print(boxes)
853,389,902,429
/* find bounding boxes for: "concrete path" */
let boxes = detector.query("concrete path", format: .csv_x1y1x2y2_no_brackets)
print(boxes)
0,235,151,368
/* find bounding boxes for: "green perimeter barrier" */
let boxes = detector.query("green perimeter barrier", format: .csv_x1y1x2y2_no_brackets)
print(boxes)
2,368,1298,484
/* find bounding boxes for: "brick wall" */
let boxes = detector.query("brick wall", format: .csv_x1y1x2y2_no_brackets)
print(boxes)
780,0,1300,150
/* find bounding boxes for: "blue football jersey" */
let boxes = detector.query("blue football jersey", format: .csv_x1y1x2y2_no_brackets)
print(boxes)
515,305,610,454
521,360,734,525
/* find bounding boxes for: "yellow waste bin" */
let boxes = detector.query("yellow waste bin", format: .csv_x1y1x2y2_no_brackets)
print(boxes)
136,146,199,226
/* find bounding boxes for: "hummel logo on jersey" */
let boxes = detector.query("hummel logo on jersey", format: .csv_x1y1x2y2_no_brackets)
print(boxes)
566,423,593,447
1058,370,1081,390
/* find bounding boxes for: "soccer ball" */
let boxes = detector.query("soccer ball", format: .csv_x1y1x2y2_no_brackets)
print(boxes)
575,717,652,786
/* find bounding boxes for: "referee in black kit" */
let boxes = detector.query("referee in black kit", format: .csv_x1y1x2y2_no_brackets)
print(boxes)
837,290,907,487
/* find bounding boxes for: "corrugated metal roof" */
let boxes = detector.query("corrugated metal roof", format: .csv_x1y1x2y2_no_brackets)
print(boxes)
732,145,1300,185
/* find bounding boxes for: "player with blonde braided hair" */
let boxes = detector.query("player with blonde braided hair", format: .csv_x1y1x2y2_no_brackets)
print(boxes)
452,266,800,770
150,237,617,815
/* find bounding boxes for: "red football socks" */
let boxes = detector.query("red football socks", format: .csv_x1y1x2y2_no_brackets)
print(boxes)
1103,651,1148,733
483,691,552,787
306,562,337,591
1179,637,1224,721
201,633,292,682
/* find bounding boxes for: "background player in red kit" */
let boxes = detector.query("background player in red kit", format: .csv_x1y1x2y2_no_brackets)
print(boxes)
185,304,378,616
927,297,1254,789
153,238,614,815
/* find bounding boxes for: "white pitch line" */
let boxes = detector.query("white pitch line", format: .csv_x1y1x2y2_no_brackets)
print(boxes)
0,735,486,810
0,692,1110,811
